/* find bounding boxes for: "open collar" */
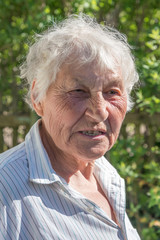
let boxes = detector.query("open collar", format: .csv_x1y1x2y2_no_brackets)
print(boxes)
94,157,126,229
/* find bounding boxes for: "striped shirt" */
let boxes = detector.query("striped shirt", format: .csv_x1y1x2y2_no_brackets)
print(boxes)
0,120,141,240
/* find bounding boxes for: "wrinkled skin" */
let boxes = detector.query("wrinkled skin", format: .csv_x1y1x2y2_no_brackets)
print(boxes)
32,62,127,180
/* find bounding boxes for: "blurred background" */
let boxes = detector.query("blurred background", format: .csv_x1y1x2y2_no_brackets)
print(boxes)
0,0,160,239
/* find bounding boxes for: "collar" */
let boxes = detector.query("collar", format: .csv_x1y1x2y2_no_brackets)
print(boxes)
25,120,62,184
94,158,126,226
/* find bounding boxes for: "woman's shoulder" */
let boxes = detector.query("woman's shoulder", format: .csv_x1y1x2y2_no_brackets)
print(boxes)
0,142,26,171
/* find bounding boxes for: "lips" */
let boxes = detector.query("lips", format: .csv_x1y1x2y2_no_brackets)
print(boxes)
79,130,106,136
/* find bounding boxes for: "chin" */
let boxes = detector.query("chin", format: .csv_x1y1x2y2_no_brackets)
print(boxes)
78,148,108,161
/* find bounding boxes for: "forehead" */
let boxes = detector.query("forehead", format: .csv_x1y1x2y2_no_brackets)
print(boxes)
56,62,123,88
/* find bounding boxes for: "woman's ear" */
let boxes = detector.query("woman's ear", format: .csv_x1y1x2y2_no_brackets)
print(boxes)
31,80,43,117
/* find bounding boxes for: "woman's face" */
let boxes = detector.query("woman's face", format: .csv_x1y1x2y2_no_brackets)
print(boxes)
35,63,127,162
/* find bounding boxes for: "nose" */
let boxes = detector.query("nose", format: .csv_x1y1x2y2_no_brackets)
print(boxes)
85,92,109,122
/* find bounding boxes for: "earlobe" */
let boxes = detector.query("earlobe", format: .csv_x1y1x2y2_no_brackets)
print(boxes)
31,80,43,117
32,101,43,117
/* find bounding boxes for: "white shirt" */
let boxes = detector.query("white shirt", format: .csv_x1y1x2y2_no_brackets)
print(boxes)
0,121,141,240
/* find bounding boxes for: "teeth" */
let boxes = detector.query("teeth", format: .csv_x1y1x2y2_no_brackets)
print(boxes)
82,131,103,136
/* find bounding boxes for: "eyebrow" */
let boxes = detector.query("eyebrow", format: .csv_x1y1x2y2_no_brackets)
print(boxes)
72,76,123,89
104,80,124,88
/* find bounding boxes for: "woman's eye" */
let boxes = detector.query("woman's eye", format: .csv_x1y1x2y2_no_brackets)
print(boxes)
109,90,119,95
68,89,89,98
74,89,85,92
72,89,87,94
103,89,121,98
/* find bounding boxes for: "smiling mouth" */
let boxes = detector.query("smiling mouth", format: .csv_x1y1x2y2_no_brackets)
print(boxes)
79,130,106,136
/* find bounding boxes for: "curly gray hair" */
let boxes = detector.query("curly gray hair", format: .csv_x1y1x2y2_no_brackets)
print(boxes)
20,14,139,111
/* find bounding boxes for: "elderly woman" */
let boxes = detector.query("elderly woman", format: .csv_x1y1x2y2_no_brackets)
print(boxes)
0,14,141,240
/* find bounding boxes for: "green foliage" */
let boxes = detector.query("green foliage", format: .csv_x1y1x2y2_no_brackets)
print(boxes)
0,0,160,239
109,124,160,238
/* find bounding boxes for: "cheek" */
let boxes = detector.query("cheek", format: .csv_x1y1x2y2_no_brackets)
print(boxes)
109,100,127,132
110,96,127,114
67,95,87,110
42,99,65,136
43,97,86,136
62,97,87,121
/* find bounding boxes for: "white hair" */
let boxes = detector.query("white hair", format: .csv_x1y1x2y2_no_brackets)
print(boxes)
20,14,139,111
